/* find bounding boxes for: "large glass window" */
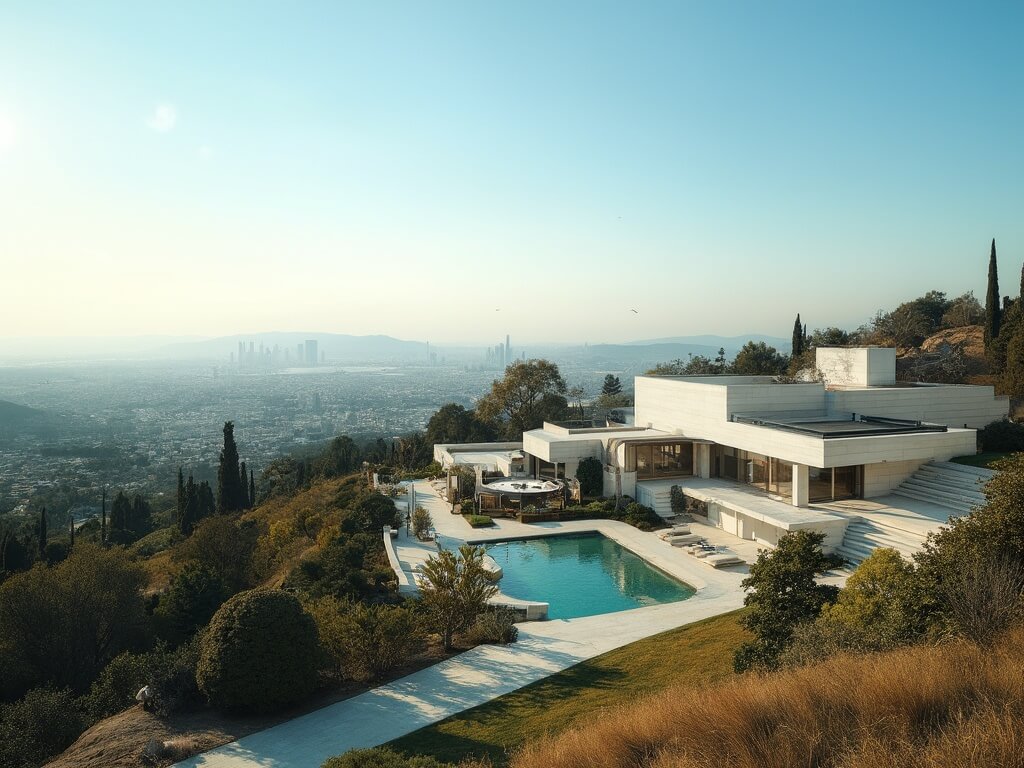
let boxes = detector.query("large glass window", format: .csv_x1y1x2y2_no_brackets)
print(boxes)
633,442,693,479
808,466,861,502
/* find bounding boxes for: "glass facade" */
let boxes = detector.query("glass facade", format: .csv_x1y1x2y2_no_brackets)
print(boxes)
632,442,694,479
710,446,859,503
808,465,861,502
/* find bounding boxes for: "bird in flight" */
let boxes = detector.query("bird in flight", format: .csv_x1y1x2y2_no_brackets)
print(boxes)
630,309,639,314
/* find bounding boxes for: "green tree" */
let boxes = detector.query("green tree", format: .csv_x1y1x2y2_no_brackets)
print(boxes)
985,238,1001,345
424,404,495,445
355,493,399,532
307,597,423,681
476,359,568,439
217,421,245,514
731,341,789,375
197,589,319,712
575,457,603,497
791,313,804,357
312,435,364,479
249,469,256,508
154,563,229,646
941,291,984,328
734,530,842,671
915,451,1024,636
239,460,250,509
412,507,433,539
0,687,84,768
176,467,185,528
819,548,919,637
36,507,46,561
601,374,622,396
0,543,148,697
419,544,498,650
174,515,258,594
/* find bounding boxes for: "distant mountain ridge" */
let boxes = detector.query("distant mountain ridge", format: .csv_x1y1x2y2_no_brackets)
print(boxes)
0,399,59,438
625,334,790,350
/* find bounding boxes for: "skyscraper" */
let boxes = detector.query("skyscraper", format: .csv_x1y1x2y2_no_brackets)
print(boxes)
305,339,318,366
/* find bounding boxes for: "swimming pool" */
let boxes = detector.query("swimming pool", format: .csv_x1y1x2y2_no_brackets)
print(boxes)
484,533,695,619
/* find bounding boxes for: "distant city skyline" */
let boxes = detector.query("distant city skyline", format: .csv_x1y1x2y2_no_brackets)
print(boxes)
1,2,1022,342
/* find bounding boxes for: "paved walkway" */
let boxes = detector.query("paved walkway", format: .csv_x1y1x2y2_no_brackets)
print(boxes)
176,483,747,767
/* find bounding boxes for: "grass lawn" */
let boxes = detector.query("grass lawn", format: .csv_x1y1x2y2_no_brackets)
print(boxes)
951,452,1010,468
389,609,748,766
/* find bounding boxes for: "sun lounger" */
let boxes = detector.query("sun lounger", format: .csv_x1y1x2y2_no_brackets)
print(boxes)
658,526,692,541
669,534,704,546
704,551,745,568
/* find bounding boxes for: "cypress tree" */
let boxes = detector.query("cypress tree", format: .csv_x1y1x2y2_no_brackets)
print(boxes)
198,480,216,521
791,314,804,357
176,467,185,529
37,507,47,559
249,469,256,509
181,474,199,536
985,238,1001,344
1019,260,1024,302
100,487,106,544
217,421,244,514
69,516,75,548
239,461,250,509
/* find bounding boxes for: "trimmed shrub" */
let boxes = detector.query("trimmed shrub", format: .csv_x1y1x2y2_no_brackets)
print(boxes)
197,589,319,712
322,747,452,768
623,502,662,531
463,514,494,528
0,688,83,768
464,608,519,645
575,457,604,497
977,419,1024,452
412,507,433,539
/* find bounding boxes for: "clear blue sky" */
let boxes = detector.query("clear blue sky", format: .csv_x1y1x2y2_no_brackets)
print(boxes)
1,1,1021,343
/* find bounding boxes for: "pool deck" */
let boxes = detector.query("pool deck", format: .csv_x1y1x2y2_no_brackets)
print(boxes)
175,482,749,768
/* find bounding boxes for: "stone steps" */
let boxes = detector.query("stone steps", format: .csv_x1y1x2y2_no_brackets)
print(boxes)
888,460,991,515
837,518,927,566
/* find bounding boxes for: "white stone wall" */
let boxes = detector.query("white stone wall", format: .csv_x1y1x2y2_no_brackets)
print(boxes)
862,459,927,497
828,386,1008,429
816,347,897,387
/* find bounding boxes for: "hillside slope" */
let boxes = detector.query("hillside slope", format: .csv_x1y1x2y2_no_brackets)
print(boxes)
512,626,1024,768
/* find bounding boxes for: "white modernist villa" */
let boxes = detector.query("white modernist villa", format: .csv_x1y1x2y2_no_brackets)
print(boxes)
435,347,1009,563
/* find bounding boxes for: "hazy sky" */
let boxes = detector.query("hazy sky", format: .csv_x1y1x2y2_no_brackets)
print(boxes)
1,1,1022,344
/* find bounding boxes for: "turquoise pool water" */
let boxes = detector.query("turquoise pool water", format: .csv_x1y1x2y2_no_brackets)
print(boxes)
484,533,695,619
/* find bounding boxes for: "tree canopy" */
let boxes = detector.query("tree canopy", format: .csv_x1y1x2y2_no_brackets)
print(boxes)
475,359,568,438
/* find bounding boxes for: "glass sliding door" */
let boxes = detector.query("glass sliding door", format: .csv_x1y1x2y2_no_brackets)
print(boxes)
808,466,862,502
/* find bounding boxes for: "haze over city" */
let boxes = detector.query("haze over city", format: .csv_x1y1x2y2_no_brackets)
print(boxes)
2,1,1022,345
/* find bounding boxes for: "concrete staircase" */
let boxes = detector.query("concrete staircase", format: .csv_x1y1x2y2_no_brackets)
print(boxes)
836,518,927,566
890,460,992,515
837,461,994,566
634,482,675,516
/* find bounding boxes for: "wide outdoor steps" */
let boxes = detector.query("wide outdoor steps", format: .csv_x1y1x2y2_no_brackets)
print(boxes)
837,461,995,566
836,518,927,566
889,460,993,515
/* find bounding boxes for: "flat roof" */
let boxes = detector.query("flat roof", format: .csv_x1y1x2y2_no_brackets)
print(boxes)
732,414,948,439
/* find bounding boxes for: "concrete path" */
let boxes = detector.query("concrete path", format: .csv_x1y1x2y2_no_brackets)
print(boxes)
176,483,747,768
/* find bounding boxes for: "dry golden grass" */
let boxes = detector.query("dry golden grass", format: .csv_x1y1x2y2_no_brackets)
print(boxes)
512,627,1024,768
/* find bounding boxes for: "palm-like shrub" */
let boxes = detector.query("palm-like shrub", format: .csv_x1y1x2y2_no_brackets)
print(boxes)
197,589,319,712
